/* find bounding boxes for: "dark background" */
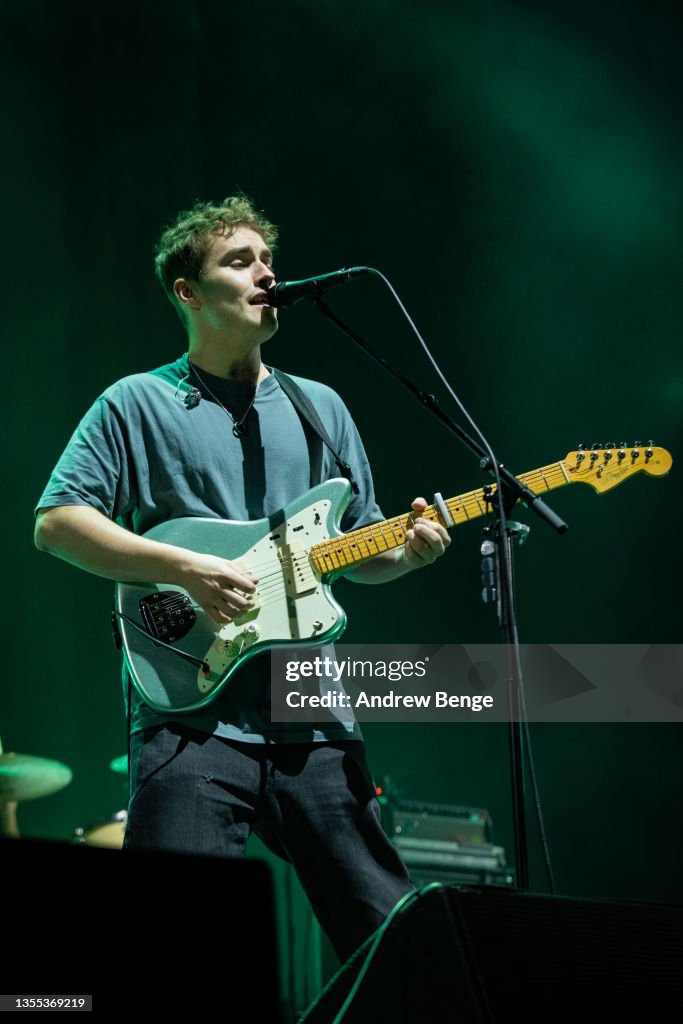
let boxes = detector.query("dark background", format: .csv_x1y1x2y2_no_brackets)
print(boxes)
3,0,682,1001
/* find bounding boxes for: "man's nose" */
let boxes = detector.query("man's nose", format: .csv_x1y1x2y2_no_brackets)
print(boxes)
254,261,275,287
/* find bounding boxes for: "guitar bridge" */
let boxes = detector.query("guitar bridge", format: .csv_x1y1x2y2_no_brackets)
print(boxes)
139,591,196,643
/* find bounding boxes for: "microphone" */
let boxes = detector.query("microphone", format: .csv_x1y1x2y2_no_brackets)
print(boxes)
184,386,202,409
265,266,369,308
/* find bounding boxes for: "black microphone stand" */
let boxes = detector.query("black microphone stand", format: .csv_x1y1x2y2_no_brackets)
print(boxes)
314,297,568,891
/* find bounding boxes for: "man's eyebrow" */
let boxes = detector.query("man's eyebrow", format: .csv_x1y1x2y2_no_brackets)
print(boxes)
220,245,273,261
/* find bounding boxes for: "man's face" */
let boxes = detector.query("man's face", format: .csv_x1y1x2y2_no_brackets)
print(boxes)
181,225,278,343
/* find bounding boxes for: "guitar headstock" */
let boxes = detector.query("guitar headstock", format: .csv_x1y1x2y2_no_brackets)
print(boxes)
563,443,672,492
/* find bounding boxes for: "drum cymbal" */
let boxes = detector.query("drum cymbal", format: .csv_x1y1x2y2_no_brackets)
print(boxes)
0,753,73,802
109,754,128,775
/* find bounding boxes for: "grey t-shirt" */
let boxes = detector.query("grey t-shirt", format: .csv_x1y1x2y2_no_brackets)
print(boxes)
36,353,384,743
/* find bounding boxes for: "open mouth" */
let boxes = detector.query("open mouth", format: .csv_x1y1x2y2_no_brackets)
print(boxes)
249,293,271,306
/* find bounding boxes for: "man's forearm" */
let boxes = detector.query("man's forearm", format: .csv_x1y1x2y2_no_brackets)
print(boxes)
35,505,260,624
34,505,190,584
343,548,416,585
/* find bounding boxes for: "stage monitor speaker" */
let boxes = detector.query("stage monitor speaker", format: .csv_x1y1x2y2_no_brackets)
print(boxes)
1,836,282,1020
299,883,683,1022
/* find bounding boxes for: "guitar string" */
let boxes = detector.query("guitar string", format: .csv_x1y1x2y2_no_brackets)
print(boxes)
168,463,579,607
206,466,588,586
209,493,527,613
211,537,399,590
183,477,534,599
147,458,632,653
218,490,526,594
187,475,534,588
172,463,574,608
215,510,443,579
208,497,500,614
167,465,628,646
193,513,439,592
197,461,609,612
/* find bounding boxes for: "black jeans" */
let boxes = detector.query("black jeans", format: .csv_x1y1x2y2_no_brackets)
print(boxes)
124,725,414,961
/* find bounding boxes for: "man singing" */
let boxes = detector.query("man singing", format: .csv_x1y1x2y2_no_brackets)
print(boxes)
34,194,450,962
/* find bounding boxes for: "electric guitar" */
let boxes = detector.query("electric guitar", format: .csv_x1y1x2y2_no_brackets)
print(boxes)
115,445,672,714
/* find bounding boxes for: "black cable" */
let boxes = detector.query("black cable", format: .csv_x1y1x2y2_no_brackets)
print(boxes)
326,884,445,1024
367,267,557,892
113,610,210,673
517,687,557,894
365,268,508,564
284,865,297,1022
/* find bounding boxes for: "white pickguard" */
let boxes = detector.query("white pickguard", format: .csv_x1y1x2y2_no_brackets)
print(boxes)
198,499,340,695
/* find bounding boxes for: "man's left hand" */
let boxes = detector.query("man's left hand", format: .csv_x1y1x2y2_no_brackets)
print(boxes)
404,497,451,569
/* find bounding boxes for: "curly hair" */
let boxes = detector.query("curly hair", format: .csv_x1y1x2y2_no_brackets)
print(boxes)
154,194,278,323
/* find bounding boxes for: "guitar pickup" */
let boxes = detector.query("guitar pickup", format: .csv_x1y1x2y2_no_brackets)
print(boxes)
139,591,196,643
277,542,318,595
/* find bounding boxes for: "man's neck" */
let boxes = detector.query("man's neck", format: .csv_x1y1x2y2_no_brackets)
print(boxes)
188,337,269,384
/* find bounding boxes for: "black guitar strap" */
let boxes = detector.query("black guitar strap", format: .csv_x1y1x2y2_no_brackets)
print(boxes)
272,368,360,494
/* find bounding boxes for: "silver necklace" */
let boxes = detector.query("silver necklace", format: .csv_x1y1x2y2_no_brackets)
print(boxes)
188,359,257,438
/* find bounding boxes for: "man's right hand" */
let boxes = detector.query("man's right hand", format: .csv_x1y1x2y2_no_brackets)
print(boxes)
177,553,258,625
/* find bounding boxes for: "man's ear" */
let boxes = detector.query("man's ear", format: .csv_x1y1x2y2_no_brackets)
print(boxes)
174,279,199,309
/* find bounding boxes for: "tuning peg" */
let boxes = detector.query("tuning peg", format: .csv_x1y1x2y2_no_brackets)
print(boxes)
633,440,641,447
648,439,654,446
591,442,602,450
619,441,628,449
576,443,586,451
604,442,616,449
